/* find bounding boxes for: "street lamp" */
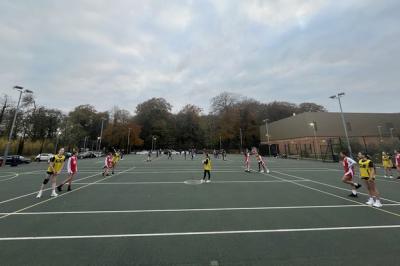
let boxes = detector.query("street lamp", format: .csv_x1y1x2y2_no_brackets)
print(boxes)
390,128,395,140
54,129,62,153
309,121,318,159
98,117,106,152
239,128,243,154
377,126,383,143
330,92,352,157
151,136,157,151
263,119,272,156
127,128,131,154
2,86,33,166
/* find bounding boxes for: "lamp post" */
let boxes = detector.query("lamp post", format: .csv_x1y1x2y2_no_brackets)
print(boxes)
2,86,33,166
83,136,88,151
239,128,243,154
330,92,352,157
54,129,62,154
309,121,318,159
390,128,394,140
377,126,383,143
98,118,106,152
127,128,131,154
263,119,272,156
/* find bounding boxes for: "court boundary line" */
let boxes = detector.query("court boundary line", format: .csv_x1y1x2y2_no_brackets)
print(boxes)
2,203,400,216
72,179,312,185
0,172,103,206
0,166,136,220
1,224,400,241
263,170,400,219
273,170,400,204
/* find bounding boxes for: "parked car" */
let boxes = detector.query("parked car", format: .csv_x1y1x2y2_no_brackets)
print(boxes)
136,150,149,155
78,151,96,159
35,153,54,162
0,155,31,165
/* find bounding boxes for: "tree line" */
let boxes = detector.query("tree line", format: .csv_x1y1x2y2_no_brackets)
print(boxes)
0,92,325,155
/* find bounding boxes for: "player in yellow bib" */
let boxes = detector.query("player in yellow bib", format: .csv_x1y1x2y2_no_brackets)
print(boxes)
111,151,120,175
358,152,382,208
201,153,212,183
382,152,394,179
36,148,65,198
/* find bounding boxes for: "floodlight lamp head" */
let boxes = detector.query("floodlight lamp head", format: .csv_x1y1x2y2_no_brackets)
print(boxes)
338,92,345,96
329,95,336,99
24,89,33,94
13,86,23,91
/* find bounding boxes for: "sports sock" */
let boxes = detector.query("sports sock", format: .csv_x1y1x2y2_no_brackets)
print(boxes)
351,189,357,195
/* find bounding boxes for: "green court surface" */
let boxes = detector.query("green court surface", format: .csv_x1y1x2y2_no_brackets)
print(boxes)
0,154,400,265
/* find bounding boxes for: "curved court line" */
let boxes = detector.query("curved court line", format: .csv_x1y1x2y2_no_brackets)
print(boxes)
1,224,400,241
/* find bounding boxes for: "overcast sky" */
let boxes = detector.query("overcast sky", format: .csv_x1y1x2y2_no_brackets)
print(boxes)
0,0,399,114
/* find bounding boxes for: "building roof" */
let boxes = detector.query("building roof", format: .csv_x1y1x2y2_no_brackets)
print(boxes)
260,112,400,142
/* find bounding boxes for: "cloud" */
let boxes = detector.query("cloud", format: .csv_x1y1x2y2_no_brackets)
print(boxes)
0,0,399,114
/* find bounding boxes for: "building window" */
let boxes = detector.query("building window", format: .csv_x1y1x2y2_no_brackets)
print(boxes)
386,122,394,131
346,122,352,132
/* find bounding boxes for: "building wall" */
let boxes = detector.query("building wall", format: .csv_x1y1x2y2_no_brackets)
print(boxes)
260,112,400,143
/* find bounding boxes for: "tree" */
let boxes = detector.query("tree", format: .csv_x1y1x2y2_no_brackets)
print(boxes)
298,102,327,113
176,104,204,149
210,92,241,114
134,98,174,149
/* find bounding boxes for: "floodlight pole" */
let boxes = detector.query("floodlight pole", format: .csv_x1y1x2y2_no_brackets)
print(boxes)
219,135,222,151
377,126,383,143
2,86,33,166
239,128,243,154
98,118,106,152
309,121,318,159
330,92,352,157
127,128,131,154
263,119,271,156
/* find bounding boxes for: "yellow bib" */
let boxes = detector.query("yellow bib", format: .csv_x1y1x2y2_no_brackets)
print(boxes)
358,159,371,177
47,155,65,173
203,158,212,171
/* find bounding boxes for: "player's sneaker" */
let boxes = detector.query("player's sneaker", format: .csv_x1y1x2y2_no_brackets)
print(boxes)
373,201,382,208
36,191,42,198
355,183,362,189
366,198,374,205
348,193,358,197
57,185,62,192
67,186,72,192
266,169,270,174
384,175,388,178
389,176,393,179
50,191,58,197
206,180,211,183
260,170,264,173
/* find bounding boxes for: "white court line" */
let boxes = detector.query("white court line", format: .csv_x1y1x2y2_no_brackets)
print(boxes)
264,170,400,219
0,166,136,220
0,172,18,182
2,224,400,241
75,170,247,174
2,203,400,216
273,170,400,204
72,179,312,185
0,172,102,206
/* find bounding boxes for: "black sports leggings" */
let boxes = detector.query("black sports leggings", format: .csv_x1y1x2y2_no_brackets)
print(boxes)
203,170,211,180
